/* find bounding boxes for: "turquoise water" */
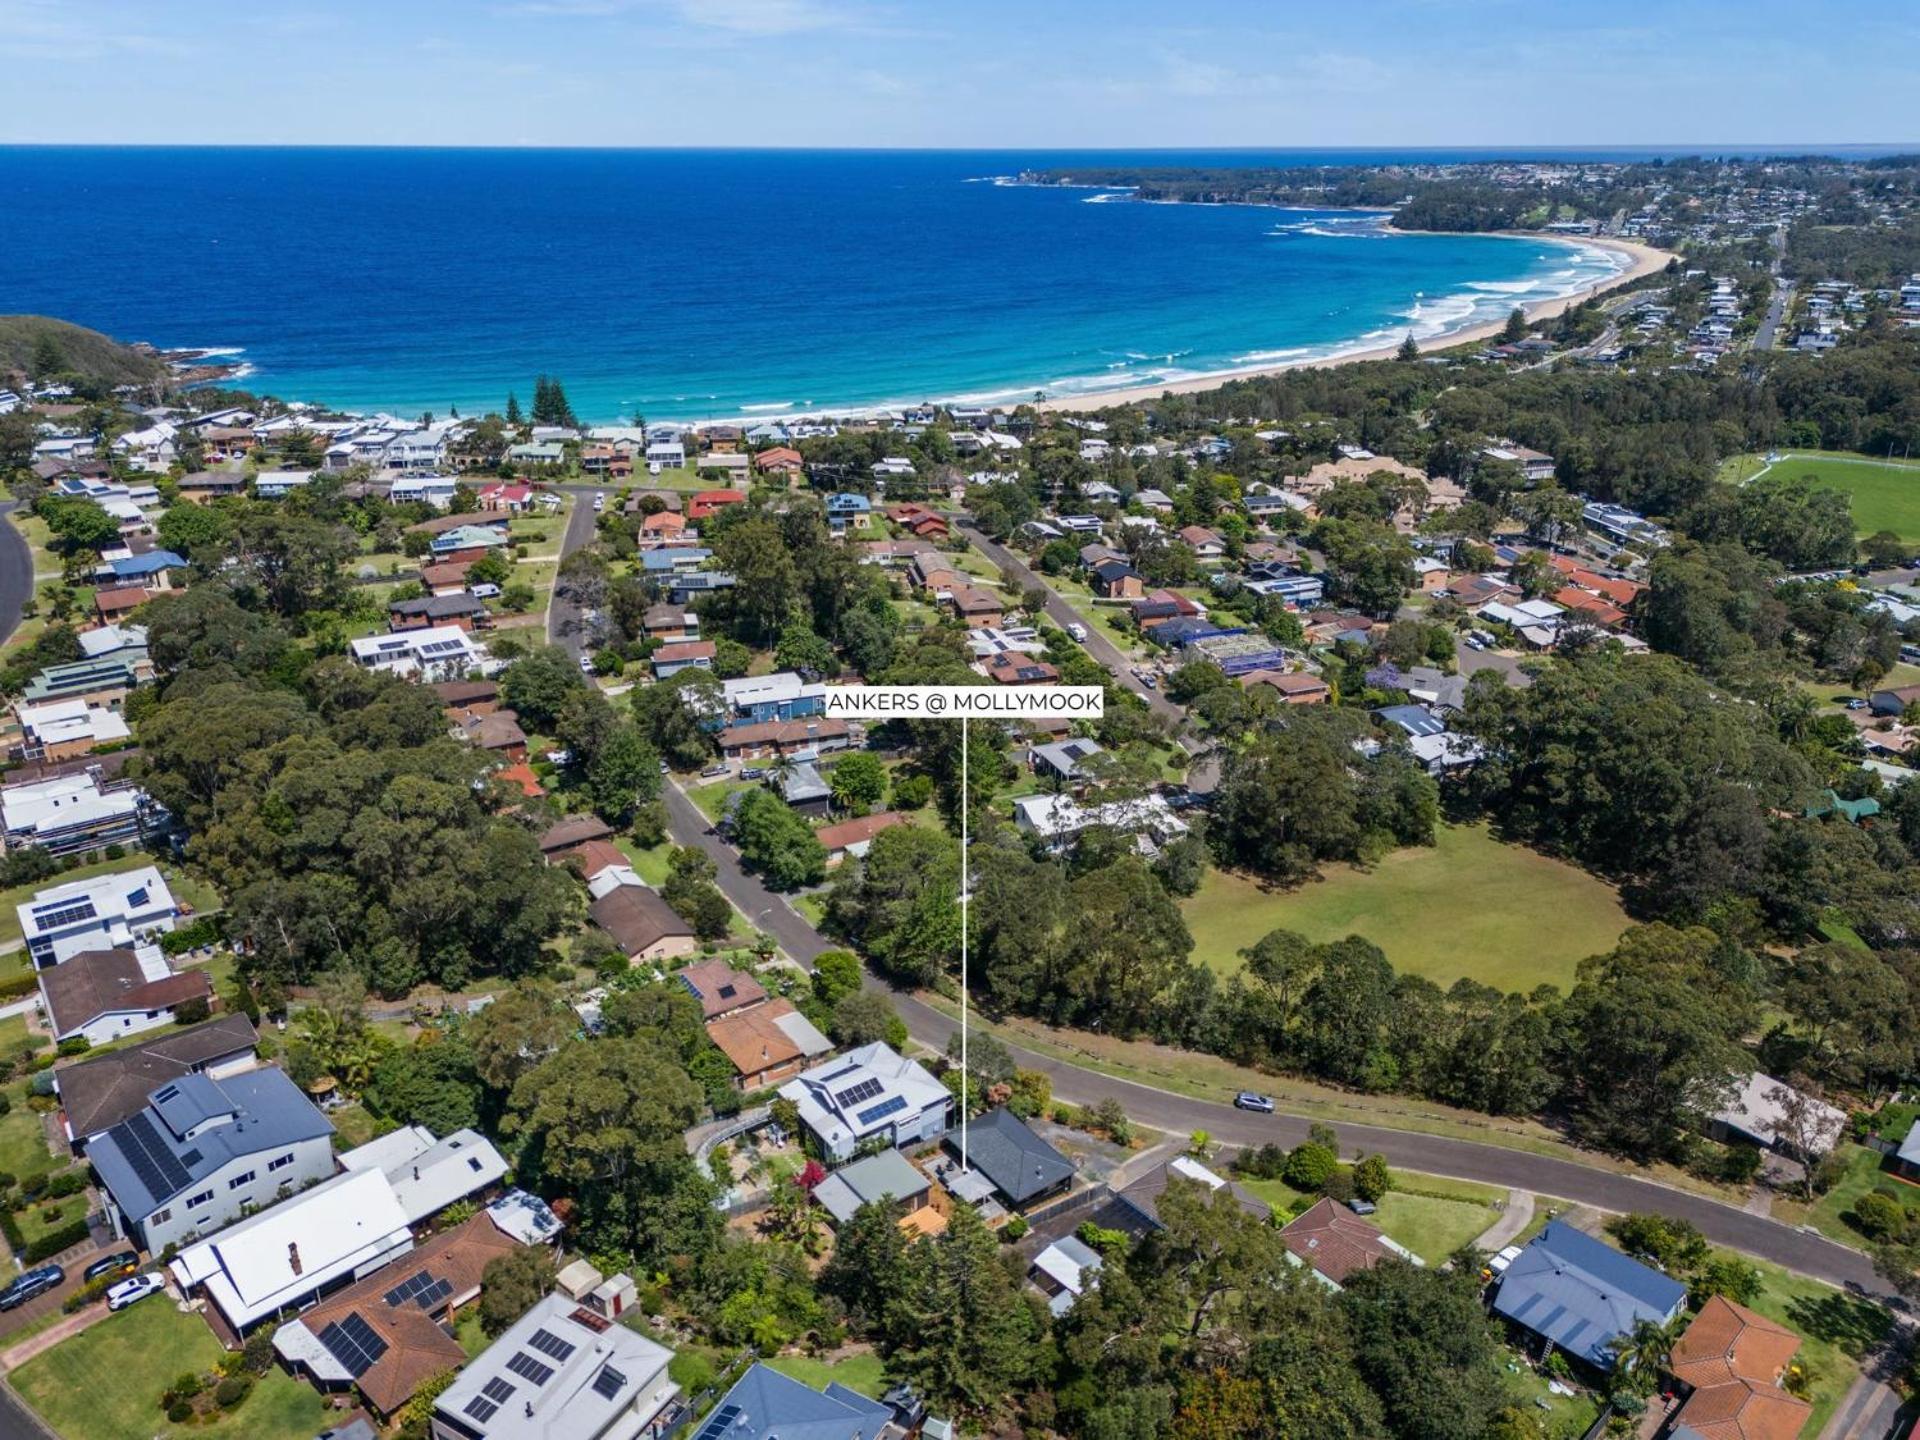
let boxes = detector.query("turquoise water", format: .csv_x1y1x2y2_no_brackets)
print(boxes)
0,148,1623,422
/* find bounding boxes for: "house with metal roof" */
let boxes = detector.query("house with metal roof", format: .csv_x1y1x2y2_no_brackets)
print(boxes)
92,1065,336,1252
339,1124,510,1226
683,1362,895,1440
55,1013,260,1148
1030,1234,1103,1316
1027,738,1104,784
37,946,210,1046
17,865,178,968
1113,1156,1271,1233
1491,1221,1687,1370
432,1291,679,1440
778,1043,950,1162
810,1147,932,1226
945,1108,1073,1210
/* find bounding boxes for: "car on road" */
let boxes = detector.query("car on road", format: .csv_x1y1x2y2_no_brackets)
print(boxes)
82,1252,138,1285
1141,674,1158,689
1232,1091,1275,1113
106,1273,165,1312
578,656,596,675
0,1265,64,1310
592,494,605,512
1066,622,1089,642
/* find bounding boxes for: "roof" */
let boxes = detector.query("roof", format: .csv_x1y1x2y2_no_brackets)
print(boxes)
538,815,613,854
273,1213,520,1415
949,1108,1073,1204
1032,1234,1104,1310
1280,1197,1406,1286
434,1291,678,1440
338,1124,510,1225
676,958,767,1019
390,593,485,620
38,948,210,1039
56,1013,259,1139
1374,704,1447,738
589,885,694,956
1712,1073,1847,1155
778,1042,949,1153
172,1166,415,1330
1116,1156,1271,1230
557,839,628,880
689,1362,893,1440
1668,1296,1811,1440
1030,737,1104,776
1492,1221,1687,1369
706,998,833,1080
810,1147,931,1224
717,716,850,752
815,811,908,854
91,1066,335,1219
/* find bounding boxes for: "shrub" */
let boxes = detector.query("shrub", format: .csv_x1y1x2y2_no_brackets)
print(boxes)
1002,1216,1030,1243
24,1217,91,1262
1282,1141,1339,1191
212,1374,253,1409
1353,1154,1393,1202
166,1401,194,1424
1319,1168,1356,1203
170,1373,205,1401
1233,1143,1288,1181
1852,1191,1907,1242
55,1037,90,1057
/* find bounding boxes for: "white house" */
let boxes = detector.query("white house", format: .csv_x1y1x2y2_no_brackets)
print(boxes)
1011,793,1190,856
0,772,153,856
339,1124,510,1225
17,866,178,969
349,626,485,682
37,945,211,1046
170,1166,415,1331
778,1042,950,1162
91,1066,337,1253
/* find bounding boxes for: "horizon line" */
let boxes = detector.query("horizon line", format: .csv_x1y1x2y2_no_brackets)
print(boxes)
0,141,1916,155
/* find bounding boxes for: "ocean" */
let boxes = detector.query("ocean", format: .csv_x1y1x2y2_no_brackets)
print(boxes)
0,147,1640,422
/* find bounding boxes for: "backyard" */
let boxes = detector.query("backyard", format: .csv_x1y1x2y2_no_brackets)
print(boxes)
766,1349,889,1399
1183,823,1631,992
10,1300,331,1440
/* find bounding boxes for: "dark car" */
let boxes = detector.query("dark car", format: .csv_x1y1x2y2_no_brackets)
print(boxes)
1233,1091,1276,1113
83,1252,139,1285
0,1264,65,1310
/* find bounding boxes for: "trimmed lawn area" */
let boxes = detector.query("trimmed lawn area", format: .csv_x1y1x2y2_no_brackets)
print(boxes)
1184,823,1630,993
12,1300,331,1440
1499,1367,1600,1440
0,1079,56,1180
0,1012,46,1055
1773,1142,1904,1250
687,779,750,823
1746,451,1920,539
766,1350,889,1399
617,838,674,887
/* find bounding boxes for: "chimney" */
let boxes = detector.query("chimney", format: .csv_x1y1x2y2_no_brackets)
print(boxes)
287,1243,302,1277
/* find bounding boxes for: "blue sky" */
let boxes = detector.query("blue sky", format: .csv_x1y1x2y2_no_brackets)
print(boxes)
2,0,1913,147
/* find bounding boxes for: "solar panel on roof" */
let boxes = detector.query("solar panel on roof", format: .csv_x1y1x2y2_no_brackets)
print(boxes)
481,1377,516,1404
834,1077,885,1108
527,1327,576,1362
694,1403,744,1440
506,1352,554,1386
384,1270,448,1308
856,1094,910,1127
316,1315,389,1379
116,1110,193,1200
592,1364,626,1399
463,1395,499,1424
417,1277,453,1308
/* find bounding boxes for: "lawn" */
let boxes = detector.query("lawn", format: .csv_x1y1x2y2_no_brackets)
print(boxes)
617,838,674,887
1239,1172,1502,1263
687,779,750,823
1184,823,1630,992
1499,1366,1600,1440
766,1350,889,1399
12,1300,331,1440
0,1079,55,1180
1743,451,1920,539
1772,1143,1907,1250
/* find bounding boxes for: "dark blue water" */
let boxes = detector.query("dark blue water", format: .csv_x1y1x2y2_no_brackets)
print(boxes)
0,147,1660,420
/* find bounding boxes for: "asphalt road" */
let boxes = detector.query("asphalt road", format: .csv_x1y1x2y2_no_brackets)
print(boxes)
546,487,605,654
0,503,36,649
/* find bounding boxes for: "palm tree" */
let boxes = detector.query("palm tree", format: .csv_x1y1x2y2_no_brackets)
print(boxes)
1606,1314,1684,1399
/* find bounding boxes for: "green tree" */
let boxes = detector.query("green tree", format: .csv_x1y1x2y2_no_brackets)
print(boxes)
731,790,827,891
479,1246,558,1336
828,751,887,813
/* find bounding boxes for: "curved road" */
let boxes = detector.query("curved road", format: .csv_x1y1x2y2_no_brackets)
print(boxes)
0,504,35,650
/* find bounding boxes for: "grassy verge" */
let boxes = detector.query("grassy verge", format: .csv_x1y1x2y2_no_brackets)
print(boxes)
917,993,1742,1200
687,780,749,823
1183,824,1631,993
1772,1143,1903,1250
11,1300,331,1440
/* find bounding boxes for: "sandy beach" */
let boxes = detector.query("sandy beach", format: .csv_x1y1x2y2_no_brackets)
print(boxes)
1040,233,1676,413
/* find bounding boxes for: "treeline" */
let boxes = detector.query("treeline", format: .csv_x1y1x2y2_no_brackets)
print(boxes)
1785,216,1920,285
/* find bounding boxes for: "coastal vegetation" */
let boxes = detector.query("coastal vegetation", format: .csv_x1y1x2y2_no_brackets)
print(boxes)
0,314,170,390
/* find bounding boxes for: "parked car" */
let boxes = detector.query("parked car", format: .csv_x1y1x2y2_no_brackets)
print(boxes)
700,763,730,778
1233,1091,1276,1113
468,582,502,599
0,1265,64,1310
592,493,606,512
106,1273,165,1312
1846,697,1868,711
741,767,766,781
1487,1244,1524,1277
82,1252,138,1285
1141,674,1158,689
578,655,596,674
1066,622,1089,642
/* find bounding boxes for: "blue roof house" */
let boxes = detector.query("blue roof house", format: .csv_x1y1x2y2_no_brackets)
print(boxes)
107,550,186,582
1492,1221,1686,1370
690,1362,895,1440
825,493,873,534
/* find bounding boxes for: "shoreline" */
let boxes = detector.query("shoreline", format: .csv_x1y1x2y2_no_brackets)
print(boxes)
1037,232,1675,413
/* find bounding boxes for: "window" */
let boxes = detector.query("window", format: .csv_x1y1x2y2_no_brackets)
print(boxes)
228,1171,255,1190
268,1153,295,1172
185,1190,214,1210
151,1207,171,1225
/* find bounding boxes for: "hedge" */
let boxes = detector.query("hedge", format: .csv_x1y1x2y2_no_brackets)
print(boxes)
0,974,39,1003
22,1217,91,1263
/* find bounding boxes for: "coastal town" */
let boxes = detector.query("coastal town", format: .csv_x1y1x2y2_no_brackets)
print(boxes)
0,144,1916,1440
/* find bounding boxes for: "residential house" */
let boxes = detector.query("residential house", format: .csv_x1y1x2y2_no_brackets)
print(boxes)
1492,1221,1687,1370
642,603,698,642
687,489,747,522
706,998,834,1091
778,760,834,818
753,447,806,477
1028,737,1104,785
675,958,766,1021
885,503,947,538
105,549,187,589
1240,669,1330,705
651,640,716,678
272,1213,522,1420
1090,559,1144,599
691,1364,897,1440
389,593,488,632
19,653,151,709
720,672,827,727
589,884,697,965
716,716,852,763
945,1108,1074,1211
1114,1156,1271,1232
1031,1235,1103,1316
825,493,873,534
816,811,908,866
538,815,614,857
945,585,1004,627
1280,1198,1420,1289
430,1291,679,1440
1178,525,1226,559
338,1124,511,1226
639,510,688,544
1710,1073,1846,1160
1662,1295,1813,1440
12,699,132,762
55,1014,259,1151
983,653,1058,686
810,1148,933,1227
778,1043,952,1161
1869,684,1920,718
91,1066,338,1252
1012,793,1189,856
429,526,510,563
477,483,535,513
421,561,476,595
646,435,688,470
349,626,484,682
17,866,177,968
93,585,151,624
38,947,211,1047
169,1165,414,1333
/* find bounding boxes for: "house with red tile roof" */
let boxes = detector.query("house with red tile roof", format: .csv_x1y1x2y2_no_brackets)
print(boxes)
1280,1197,1418,1288
1665,1295,1812,1440
687,489,747,522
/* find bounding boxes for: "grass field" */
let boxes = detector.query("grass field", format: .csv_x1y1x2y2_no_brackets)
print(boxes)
1184,824,1630,993
766,1350,889,1399
12,1300,331,1440
1742,450,1920,539
0,1079,55,1180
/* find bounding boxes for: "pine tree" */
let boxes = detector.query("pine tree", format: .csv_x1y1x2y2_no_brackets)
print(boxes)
30,333,64,379
1501,306,1528,343
1396,332,1420,362
505,392,523,425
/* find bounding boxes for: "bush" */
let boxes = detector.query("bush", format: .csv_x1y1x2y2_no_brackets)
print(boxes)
212,1374,253,1409
1233,1143,1288,1181
55,1037,90,1057
166,1401,194,1424
1282,1141,1339,1191
1353,1154,1393,1202
1002,1216,1029,1243
1319,1168,1356,1203
1852,1190,1907,1242
24,1217,92,1263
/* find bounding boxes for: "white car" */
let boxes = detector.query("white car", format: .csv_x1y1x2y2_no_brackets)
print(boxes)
1487,1244,1524,1277
578,655,597,675
593,494,606,512
106,1272,165,1312
1066,622,1089,642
